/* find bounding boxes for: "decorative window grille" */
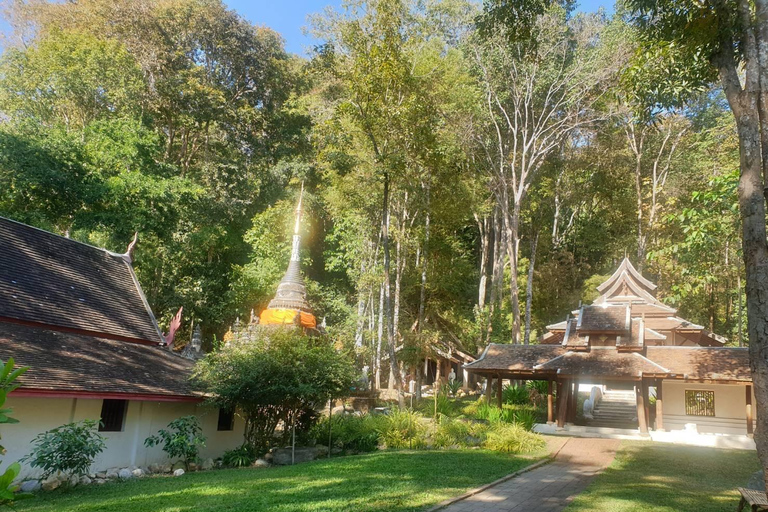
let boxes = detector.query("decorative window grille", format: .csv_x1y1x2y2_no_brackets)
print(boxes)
99,399,128,431
217,408,235,431
684,390,715,417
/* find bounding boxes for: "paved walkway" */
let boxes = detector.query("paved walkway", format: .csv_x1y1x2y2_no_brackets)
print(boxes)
440,438,620,512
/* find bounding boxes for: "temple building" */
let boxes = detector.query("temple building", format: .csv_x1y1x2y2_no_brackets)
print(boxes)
0,216,245,478
465,258,755,442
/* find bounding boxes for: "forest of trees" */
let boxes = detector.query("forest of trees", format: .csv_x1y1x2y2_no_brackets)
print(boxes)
0,0,745,378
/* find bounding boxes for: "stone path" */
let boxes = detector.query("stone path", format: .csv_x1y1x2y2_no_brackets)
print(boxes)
439,437,620,512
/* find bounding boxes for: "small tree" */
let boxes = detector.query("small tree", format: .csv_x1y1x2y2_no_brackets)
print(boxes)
193,327,357,452
23,420,106,479
144,416,206,471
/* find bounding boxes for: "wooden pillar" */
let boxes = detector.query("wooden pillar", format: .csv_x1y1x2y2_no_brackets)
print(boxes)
642,380,651,430
496,374,503,408
636,382,648,434
462,368,470,390
655,379,664,431
485,376,492,403
747,384,754,436
556,379,567,428
568,379,579,423
547,380,554,424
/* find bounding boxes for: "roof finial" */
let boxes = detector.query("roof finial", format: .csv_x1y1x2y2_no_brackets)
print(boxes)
125,232,139,264
290,183,304,262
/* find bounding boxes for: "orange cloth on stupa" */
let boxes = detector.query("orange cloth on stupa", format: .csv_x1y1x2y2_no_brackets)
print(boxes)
259,308,317,329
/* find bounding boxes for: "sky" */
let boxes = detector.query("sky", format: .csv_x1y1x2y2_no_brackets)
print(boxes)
0,1,614,56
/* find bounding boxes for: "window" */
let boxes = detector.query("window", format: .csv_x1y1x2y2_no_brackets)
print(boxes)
98,399,128,432
217,408,235,431
685,390,715,417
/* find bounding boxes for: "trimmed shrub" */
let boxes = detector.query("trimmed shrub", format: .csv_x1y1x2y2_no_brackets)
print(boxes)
483,423,545,453
23,420,106,478
432,416,471,448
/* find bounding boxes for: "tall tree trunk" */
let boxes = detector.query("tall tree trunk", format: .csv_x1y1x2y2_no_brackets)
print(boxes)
475,213,489,310
503,198,522,344
375,283,384,390
487,206,505,345
381,173,403,405
524,231,539,345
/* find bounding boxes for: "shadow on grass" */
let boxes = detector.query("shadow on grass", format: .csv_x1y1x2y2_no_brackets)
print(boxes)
565,442,760,512
18,450,540,512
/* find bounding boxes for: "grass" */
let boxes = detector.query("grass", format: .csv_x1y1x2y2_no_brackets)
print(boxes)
17,450,547,512
565,441,761,512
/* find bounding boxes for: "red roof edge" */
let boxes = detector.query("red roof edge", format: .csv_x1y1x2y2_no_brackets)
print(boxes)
11,388,203,402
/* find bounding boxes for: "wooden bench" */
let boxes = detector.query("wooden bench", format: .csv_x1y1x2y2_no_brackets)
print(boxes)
738,488,768,511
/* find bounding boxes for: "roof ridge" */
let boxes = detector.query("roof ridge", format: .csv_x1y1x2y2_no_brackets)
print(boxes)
0,216,130,261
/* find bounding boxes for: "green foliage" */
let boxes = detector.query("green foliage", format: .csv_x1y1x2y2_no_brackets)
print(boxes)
377,409,427,449
502,385,531,405
432,416,473,449
144,416,206,471
0,358,30,506
311,414,382,453
221,445,257,468
23,420,106,478
194,328,357,451
483,423,545,453
445,379,462,397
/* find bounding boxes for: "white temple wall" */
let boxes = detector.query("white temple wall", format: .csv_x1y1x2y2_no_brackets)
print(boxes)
661,381,755,435
1,397,245,480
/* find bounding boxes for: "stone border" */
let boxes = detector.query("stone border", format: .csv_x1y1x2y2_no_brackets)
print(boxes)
423,457,553,512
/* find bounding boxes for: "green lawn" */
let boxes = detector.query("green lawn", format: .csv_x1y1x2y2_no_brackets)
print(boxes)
565,442,761,512
17,450,544,512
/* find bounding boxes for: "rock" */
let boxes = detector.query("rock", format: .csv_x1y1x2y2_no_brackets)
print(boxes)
161,464,172,474
252,459,270,468
41,476,60,492
131,468,144,478
68,475,79,487
188,462,198,472
94,479,107,485
118,468,133,480
79,476,92,486
19,480,41,493
748,470,765,491
171,461,186,472
263,452,273,462
271,447,324,466
173,469,185,477
105,468,119,479
95,472,107,479
201,458,214,470
147,464,161,474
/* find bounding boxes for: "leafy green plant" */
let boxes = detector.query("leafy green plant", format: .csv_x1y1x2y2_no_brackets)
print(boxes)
23,420,106,478
144,416,206,470
445,379,462,397
222,445,256,468
474,402,515,423
483,423,545,453
0,357,30,505
512,410,537,431
377,409,426,449
502,385,530,405
311,414,381,453
432,417,471,448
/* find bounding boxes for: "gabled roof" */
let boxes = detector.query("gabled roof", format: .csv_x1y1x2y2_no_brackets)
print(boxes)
534,349,667,377
0,322,199,399
578,304,630,332
0,217,163,344
465,344,566,372
597,257,657,293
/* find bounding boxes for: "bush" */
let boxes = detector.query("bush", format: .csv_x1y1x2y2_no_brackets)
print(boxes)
23,420,106,478
377,409,426,449
222,445,257,468
445,379,462,397
432,416,471,448
483,423,545,453
0,357,30,506
502,385,530,405
474,402,515,423
512,409,537,431
144,416,206,470
312,414,381,453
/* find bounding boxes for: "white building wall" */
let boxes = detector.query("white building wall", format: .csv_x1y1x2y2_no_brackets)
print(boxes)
661,381,756,435
1,397,245,480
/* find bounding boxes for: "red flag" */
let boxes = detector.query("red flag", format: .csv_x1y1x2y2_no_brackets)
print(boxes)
163,307,183,348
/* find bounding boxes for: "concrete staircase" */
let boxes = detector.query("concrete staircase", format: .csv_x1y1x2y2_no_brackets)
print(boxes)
586,389,638,430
